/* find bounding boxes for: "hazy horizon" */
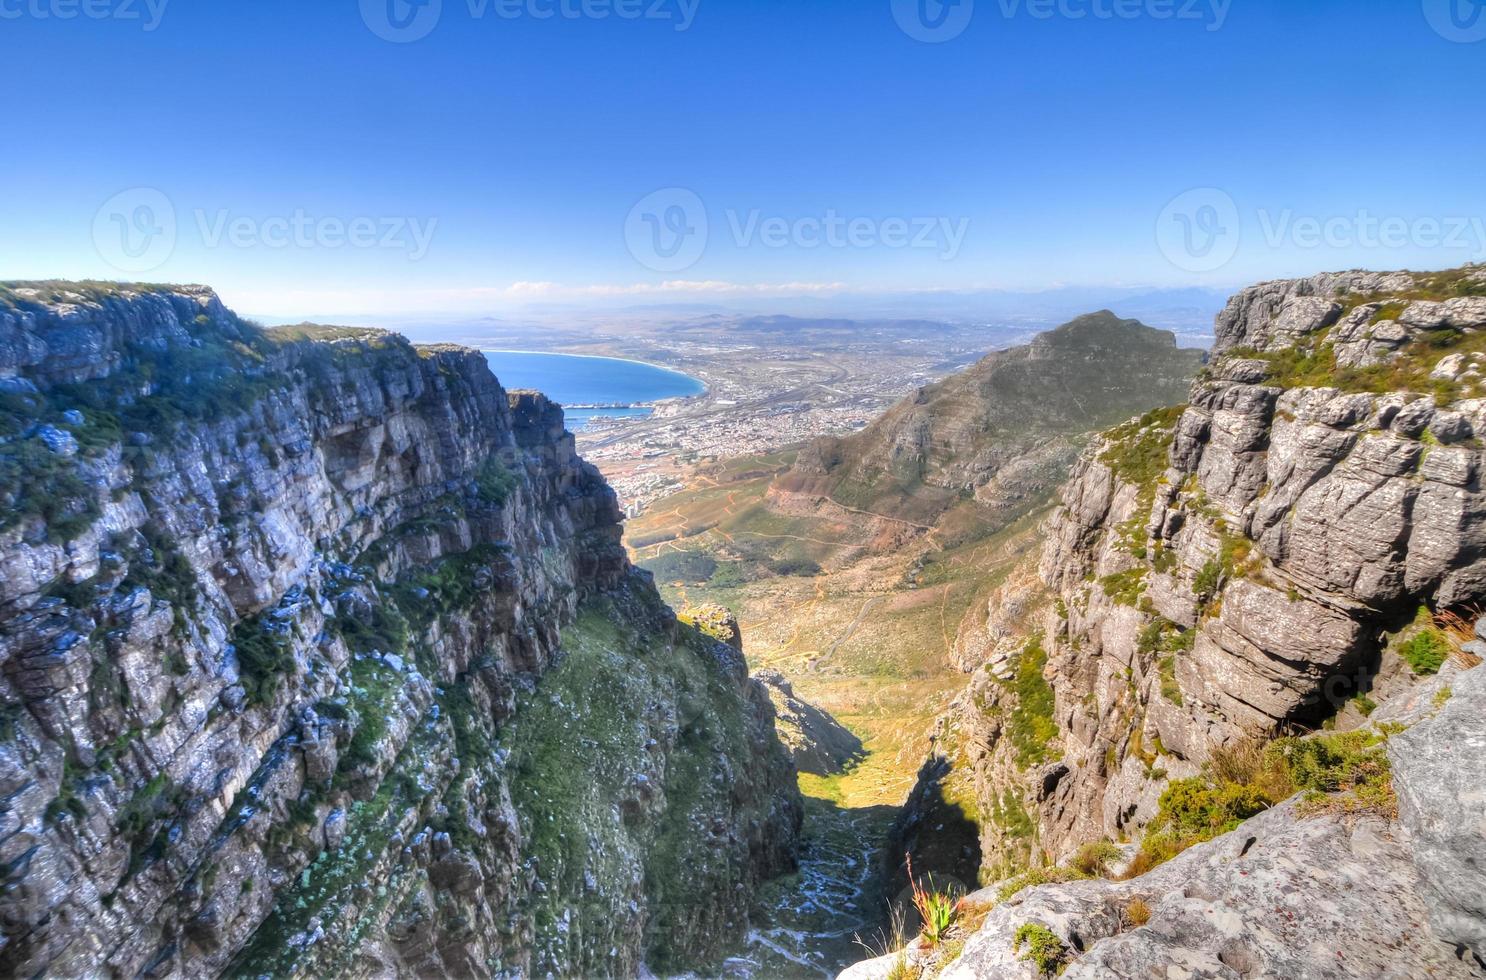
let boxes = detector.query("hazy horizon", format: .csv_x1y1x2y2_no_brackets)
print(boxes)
4,0,1483,318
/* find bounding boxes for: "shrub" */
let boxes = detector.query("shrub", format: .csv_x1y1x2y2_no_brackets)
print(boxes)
994,865,1091,904
1069,840,1123,878
472,456,518,506
1098,406,1185,487
1267,729,1395,816
1124,897,1152,927
1154,778,1272,840
884,953,917,980
1193,559,1223,605
1127,729,1397,876
1100,567,1149,608
1013,922,1068,976
233,617,296,707
1398,628,1450,675
1124,740,1292,876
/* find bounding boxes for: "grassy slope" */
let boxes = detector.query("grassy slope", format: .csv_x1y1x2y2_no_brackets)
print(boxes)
630,462,1047,812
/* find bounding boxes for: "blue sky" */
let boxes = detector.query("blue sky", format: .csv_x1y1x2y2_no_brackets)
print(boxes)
3,0,1484,315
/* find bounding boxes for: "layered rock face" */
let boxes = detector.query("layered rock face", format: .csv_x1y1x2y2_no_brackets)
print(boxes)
852,653,1486,980
874,265,1486,976
0,284,800,977
1023,266,1486,858
776,312,1205,537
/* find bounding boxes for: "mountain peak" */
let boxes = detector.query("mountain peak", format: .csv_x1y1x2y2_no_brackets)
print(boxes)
1037,309,1180,351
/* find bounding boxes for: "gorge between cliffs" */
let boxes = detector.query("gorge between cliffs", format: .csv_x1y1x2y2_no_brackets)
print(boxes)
3,267,1486,980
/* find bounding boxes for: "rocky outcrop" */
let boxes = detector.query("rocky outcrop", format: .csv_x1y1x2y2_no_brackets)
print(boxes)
0,283,800,977
870,265,1486,977
1391,662,1486,959
754,669,865,776
848,661,1486,980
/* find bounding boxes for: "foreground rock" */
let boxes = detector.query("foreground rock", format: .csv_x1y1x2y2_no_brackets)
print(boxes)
847,664,1485,979
0,283,801,977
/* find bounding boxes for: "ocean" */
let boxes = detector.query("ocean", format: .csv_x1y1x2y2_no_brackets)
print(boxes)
482,351,705,431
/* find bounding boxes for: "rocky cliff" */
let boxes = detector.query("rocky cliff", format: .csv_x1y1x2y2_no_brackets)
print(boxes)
0,282,801,978
873,265,1486,977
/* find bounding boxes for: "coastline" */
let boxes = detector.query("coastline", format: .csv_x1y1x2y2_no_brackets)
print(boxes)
480,348,710,398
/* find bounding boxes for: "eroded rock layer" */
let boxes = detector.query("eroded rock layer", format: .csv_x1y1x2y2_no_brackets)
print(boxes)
0,283,801,977
879,265,1486,977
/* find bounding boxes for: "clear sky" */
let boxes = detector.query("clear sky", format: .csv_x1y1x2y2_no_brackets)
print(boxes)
3,0,1484,315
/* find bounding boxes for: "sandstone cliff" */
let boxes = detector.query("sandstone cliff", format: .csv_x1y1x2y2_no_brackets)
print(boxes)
874,265,1486,977
0,283,801,977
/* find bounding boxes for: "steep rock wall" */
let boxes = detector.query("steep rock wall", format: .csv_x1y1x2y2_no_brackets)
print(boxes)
902,264,1486,877
0,283,800,977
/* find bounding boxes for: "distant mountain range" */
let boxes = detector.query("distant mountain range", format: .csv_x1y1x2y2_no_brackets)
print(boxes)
247,284,1227,350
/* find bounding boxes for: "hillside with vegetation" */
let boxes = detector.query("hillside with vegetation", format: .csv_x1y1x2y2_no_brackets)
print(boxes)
775,311,1206,539
624,314,1206,974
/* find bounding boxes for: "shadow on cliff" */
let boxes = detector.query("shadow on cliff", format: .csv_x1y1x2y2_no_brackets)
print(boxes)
881,754,981,918
754,669,868,776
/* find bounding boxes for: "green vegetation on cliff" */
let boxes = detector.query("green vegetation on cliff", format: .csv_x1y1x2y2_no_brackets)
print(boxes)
498,591,786,974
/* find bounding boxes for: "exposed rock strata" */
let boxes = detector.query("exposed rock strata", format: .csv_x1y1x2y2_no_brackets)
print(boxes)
0,283,801,977
872,265,1486,977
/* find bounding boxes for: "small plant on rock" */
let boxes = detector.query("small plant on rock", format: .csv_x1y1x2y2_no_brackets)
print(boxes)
1124,897,1152,927
1070,839,1123,877
1013,922,1069,976
906,855,957,946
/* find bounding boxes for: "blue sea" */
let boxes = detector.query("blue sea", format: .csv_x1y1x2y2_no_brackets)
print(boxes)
482,351,705,431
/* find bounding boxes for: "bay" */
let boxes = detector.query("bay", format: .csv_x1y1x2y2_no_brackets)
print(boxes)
482,351,705,431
